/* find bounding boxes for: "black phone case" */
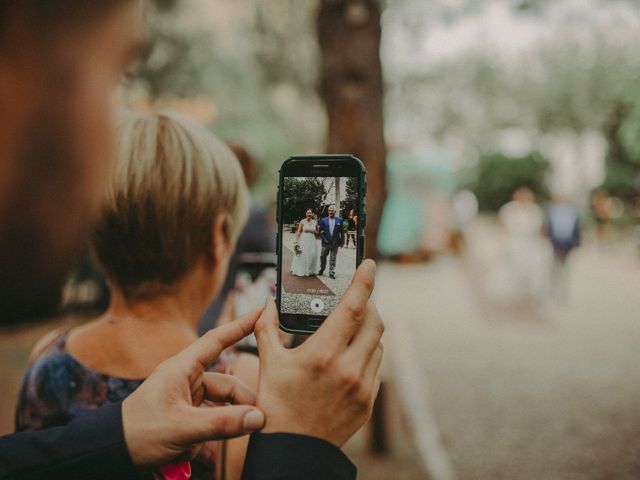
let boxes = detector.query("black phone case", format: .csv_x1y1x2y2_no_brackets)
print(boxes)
276,154,367,334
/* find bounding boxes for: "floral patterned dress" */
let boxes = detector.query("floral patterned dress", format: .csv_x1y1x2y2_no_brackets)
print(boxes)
15,330,236,479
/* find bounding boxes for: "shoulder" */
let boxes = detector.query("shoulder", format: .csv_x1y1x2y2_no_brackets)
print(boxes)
16,327,133,432
28,329,66,364
16,331,74,430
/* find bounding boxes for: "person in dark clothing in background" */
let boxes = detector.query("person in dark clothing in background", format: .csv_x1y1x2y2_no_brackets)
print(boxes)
0,2,384,479
200,143,276,335
346,209,358,248
545,195,581,303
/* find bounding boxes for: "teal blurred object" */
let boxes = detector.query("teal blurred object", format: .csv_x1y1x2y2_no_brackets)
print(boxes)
378,150,455,256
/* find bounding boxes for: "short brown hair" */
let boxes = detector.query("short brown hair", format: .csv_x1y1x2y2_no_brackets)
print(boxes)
92,111,249,300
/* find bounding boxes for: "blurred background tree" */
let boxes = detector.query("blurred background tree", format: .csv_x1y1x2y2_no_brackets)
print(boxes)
341,177,360,216
384,0,640,212
125,1,325,205
126,0,387,255
470,152,551,212
124,0,640,230
317,0,386,257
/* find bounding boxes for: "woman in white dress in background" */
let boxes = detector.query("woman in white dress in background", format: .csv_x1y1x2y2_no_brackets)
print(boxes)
291,209,320,276
489,187,550,304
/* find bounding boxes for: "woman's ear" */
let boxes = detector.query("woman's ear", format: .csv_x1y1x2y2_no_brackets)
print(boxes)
210,214,231,264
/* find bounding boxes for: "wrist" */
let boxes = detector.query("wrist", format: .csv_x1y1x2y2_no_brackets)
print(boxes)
122,395,155,468
260,411,344,448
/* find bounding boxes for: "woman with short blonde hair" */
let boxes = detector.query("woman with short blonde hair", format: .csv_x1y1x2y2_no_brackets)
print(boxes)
94,110,250,298
16,111,258,480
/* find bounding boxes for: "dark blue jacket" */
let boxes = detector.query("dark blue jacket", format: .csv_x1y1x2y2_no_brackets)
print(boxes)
319,216,344,247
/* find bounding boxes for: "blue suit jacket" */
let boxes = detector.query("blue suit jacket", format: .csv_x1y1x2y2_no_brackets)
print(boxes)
319,217,344,247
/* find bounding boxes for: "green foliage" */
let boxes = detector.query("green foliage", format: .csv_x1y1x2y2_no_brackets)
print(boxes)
123,2,325,207
340,177,359,216
600,164,640,203
598,95,640,203
125,3,214,100
471,152,551,212
282,178,325,224
385,6,640,207
617,104,640,167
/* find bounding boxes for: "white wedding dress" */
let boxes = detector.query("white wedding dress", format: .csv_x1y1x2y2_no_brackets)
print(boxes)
291,219,320,276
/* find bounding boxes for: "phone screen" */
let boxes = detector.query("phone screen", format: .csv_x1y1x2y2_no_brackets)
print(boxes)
279,175,361,318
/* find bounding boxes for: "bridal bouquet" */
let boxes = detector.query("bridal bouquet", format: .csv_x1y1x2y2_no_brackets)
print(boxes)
294,243,302,256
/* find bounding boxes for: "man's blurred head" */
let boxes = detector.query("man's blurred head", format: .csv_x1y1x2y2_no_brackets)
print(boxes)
328,205,336,218
513,187,535,205
227,142,259,188
0,1,145,322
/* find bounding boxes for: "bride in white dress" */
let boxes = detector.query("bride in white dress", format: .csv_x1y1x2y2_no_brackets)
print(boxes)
291,209,320,276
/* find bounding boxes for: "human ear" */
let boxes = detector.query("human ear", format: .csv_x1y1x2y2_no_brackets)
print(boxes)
210,214,231,264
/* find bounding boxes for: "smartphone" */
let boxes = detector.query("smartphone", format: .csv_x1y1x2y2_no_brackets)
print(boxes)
233,252,277,352
276,155,366,334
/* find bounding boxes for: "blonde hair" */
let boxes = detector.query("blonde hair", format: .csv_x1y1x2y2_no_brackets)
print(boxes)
92,111,249,299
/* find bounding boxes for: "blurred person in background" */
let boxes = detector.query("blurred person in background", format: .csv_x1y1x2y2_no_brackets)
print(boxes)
346,209,358,248
592,190,612,249
15,112,259,480
199,142,276,335
450,189,479,256
490,187,548,305
544,195,581,303
0,2,384,479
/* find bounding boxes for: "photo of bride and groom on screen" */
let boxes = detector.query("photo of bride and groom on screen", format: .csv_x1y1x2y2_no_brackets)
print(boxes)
280,176,358,315
291,205,357,280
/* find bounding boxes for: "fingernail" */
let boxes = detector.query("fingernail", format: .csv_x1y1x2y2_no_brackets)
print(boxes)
364,258,376,274
243,409,265,432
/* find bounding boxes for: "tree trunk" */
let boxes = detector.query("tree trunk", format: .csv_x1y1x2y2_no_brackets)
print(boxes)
317,0,386,258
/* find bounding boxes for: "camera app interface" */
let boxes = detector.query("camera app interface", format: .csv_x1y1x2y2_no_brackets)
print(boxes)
280,176,359,316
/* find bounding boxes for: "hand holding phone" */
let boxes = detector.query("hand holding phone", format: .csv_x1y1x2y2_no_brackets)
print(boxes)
250,260,383,449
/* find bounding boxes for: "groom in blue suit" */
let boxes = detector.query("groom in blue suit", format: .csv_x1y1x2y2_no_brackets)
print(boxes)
318,205,345,279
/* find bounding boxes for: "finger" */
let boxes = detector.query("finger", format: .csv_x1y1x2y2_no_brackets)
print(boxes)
189,443,203,462
312,259,376,347
175,308,262,370
218,292,236,326
187,405,265,443
254,298,283,356
362,342,384,387
195,441,219,466
343,301,384,372
201,372,256,406
371,374,382,409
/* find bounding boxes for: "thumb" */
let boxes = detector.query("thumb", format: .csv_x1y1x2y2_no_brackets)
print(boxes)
187,405,265,443
254,298,282,355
